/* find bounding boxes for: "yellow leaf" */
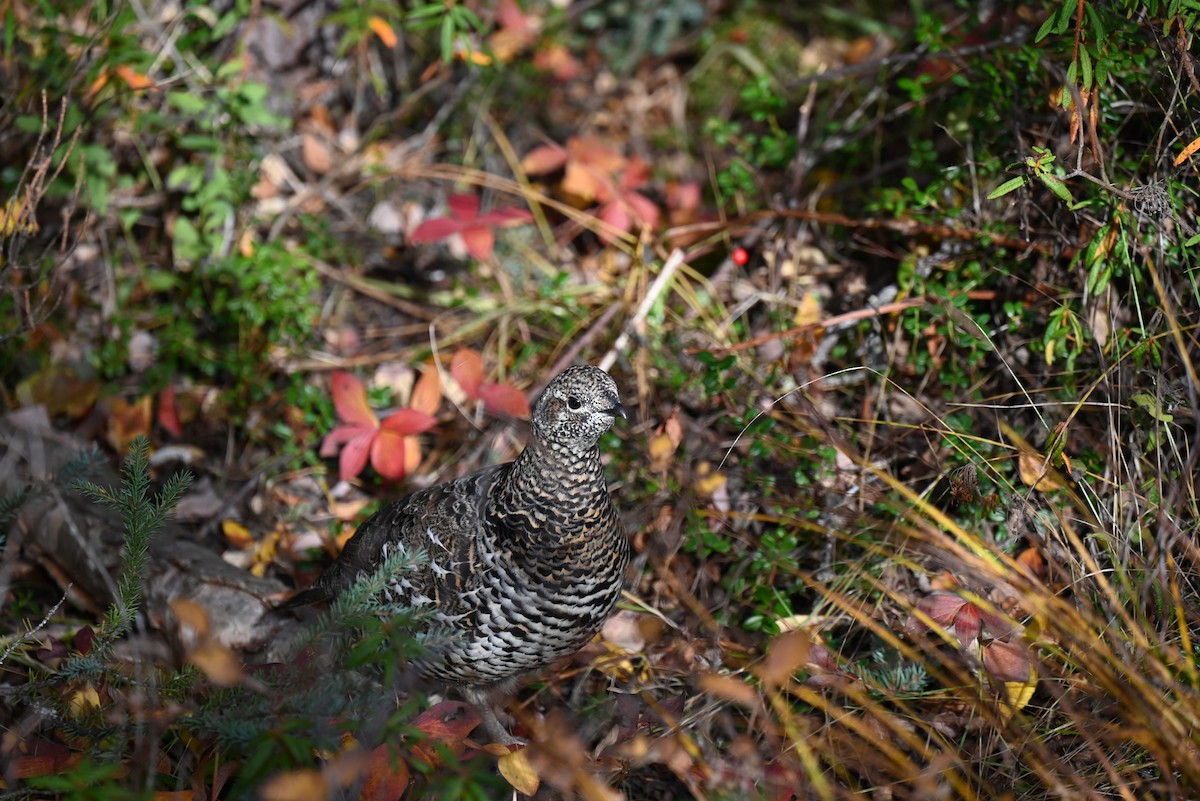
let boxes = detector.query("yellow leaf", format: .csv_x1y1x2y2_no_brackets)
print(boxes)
222,519,254,549
694,463,726,497
189,641,243,686
497,748,539,796
1017,450,1066,492
0,197,38,237
170,598,212,638
368,16,397,48
260,770,327,801
792,292,822,326
69,682,101,716
998,670,1037,724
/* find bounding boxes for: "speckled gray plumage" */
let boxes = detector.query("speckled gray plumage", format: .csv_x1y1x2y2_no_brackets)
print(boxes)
283,365,629,742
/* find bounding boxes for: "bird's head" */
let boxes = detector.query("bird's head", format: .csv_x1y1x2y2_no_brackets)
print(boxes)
532,365,626,450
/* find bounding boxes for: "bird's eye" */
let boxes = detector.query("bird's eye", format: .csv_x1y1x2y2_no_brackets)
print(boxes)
566,395,582,410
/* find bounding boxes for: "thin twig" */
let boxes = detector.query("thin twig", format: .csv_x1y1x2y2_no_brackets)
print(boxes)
599,249,686,372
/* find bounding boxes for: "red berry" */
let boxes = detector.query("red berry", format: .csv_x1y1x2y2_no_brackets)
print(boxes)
732,247,749,266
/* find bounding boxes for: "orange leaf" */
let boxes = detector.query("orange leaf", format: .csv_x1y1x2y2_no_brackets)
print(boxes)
459,224,496,260
561,160,605,201
451,349,485,398
371,430,421,480
480,382,529,418
361,744,410,801
260,769,327,801
410,366,442,416
1175,134,1200,166
368,16,397,48
331,372,378,427
106,395,154,454
116,65,153,90
301,131,332,175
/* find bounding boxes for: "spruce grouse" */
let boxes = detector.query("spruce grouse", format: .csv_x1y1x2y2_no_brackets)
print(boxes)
282,364,629,743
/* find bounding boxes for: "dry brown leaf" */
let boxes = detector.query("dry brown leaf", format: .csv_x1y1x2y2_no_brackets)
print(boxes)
1017,450,1066,491
697,672,759,708
105,395,153,454
360,744,409,801
757,629,811,687
302,132,333,175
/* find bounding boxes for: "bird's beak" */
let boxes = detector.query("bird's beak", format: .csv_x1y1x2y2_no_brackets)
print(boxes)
608,397,628,419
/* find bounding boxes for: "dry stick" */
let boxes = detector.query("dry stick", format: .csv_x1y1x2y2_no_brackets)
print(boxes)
307,257,440,322
599,249,685,373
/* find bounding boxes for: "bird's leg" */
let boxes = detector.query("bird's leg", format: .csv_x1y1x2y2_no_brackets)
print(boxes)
461,686,526,746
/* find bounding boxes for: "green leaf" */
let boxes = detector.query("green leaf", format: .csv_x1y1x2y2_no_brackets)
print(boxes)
988,176,1027,199
167,91,208,114
1037,173,1074,204
1079,47,1093,90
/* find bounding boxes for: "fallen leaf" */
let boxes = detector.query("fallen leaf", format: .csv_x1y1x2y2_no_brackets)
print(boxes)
260,770,327,801
451,349,485,398
360,744,410,801
697,673,759,708
170,598,211,639
368,16,397,48
498,748,539,795
105,395,154,454
479,382,529,418
757,629,811,687
189,641,243,686
222,519,254,549
1017,450,1066,491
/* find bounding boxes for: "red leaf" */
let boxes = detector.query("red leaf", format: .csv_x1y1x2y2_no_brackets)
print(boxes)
371,429,419,480
331,372,378,427
321,423,370,457
338,429,377,481
460,224,496,260
954,602,982,646
380,408,436,435
158,386,183,437
451,349,485,398
410,217,464,244
521,144,568,175
413,700,481,742
624,190,662,228
908,591,969,635
480,382,530,418
75,626,94,656
446,193,481,221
